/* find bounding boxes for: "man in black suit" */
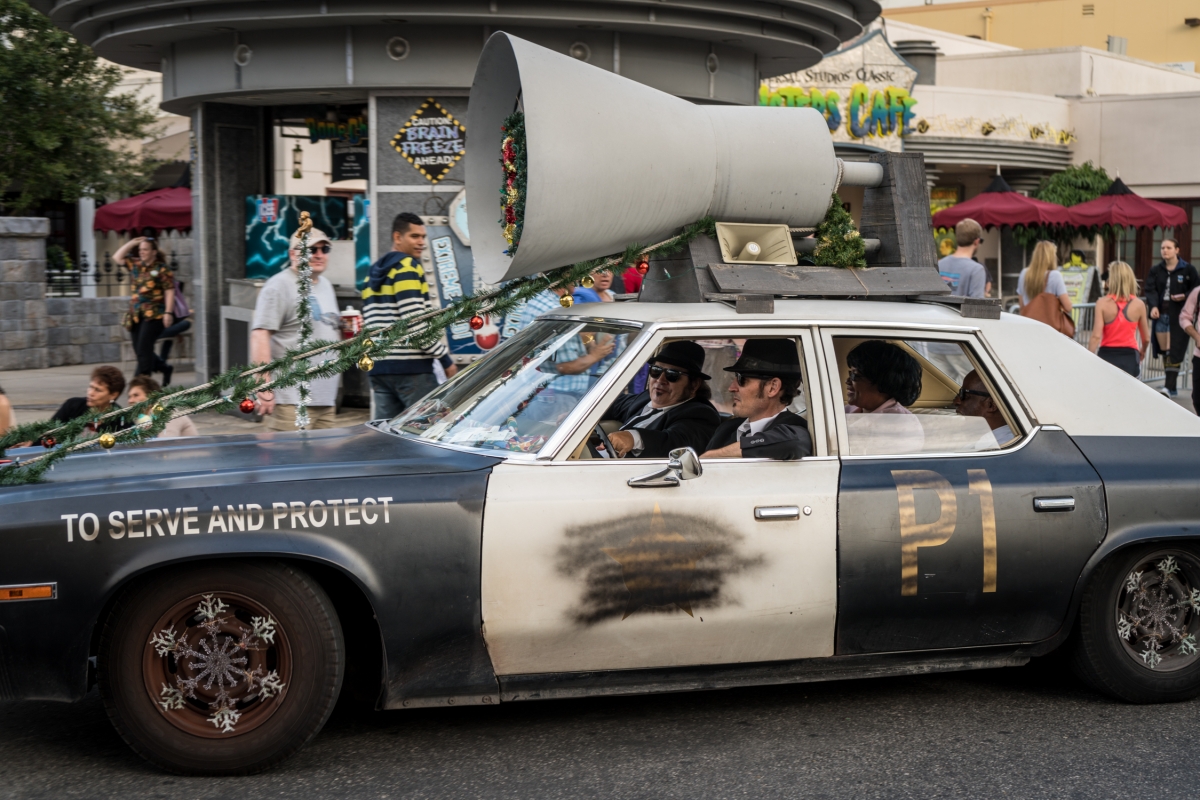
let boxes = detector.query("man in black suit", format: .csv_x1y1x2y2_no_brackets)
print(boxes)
701,339,811,460
602,341,720,458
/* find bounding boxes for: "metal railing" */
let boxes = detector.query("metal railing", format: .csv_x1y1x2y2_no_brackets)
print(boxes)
1071,302,1191,389
44,250,181,298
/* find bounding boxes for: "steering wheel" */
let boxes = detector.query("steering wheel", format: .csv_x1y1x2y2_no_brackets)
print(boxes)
591,423,622,459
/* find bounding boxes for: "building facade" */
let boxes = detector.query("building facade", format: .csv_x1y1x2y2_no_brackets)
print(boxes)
33,0,881,381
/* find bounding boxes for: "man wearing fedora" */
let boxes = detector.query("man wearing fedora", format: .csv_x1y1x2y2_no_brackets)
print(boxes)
602,341,720,459
701,339,811,460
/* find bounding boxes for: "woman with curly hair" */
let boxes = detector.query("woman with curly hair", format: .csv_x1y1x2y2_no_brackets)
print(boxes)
113,235,175,382
844,340,925,454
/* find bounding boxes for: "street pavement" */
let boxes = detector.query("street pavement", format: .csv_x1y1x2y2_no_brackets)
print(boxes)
3,656,1200,799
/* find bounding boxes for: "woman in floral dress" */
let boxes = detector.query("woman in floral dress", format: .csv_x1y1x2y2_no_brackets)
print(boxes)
113,236,176,382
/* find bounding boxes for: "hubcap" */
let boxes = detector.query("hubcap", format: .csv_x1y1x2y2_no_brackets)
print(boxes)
1116,552,1200,672
142,592,291,737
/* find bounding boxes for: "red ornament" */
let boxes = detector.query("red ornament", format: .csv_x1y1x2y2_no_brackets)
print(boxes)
469,315,485,331
43,437,55,448
636,259,650,275
239,398,256,414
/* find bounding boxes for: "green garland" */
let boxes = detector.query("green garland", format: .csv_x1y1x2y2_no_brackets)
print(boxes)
812,193,867,269
499,111,527,256
0,217,717,486
293,223,314,428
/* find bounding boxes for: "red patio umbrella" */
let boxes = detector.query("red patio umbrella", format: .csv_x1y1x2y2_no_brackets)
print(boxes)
93,187,192,232
931,175,1072,229
1064,177,1187,229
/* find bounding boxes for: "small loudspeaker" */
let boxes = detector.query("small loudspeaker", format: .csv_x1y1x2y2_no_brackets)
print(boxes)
716,223,797,265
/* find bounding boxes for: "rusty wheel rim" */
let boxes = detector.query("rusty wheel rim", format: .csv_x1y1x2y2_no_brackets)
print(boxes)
142,591,292,738
1116,552,1200,673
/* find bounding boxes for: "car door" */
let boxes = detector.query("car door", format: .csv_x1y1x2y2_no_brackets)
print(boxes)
821,327,1106,654
480,325,841,676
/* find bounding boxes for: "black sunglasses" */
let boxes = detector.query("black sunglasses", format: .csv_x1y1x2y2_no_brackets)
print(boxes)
309,244,332,254
957,387,991,401
648,365,687,383
734,373,775,387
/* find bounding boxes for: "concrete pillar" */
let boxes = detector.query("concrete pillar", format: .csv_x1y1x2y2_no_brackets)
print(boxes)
0,218,50,371
193,102,266,381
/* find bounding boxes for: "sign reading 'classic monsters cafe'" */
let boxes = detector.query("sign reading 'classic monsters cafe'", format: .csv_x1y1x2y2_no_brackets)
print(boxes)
759,31,918,153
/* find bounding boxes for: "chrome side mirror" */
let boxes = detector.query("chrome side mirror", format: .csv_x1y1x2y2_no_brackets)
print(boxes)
627,447,703,488
669,447,703,481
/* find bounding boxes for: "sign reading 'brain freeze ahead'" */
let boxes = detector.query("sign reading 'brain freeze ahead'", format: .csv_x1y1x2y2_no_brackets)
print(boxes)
760,31,918,153
390,98,467,183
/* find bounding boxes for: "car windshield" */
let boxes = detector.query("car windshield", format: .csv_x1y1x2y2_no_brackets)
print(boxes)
389,319,637,453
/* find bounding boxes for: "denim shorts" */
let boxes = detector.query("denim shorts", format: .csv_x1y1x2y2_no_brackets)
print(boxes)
1154,314,1171,334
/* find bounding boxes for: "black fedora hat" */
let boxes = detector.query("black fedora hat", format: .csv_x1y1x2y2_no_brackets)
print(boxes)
648,341,711,380
724,339,803,379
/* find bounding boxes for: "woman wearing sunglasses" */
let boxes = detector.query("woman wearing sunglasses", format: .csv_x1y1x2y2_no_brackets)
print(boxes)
844,340,925,454
601,341,720,458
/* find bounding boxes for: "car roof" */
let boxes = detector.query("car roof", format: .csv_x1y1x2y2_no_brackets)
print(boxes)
543,299,969,326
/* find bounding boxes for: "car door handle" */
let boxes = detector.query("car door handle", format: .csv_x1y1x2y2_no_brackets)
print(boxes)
1034,496,1075,512
755,506,801,520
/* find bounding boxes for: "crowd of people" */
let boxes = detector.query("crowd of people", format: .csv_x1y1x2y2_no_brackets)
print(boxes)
939,217,1199,414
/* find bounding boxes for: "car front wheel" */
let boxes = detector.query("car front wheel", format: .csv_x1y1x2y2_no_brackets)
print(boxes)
98,561,344,774
1073,545,1200,703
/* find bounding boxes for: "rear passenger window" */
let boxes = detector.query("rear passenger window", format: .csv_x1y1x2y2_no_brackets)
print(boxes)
832,335,1020,456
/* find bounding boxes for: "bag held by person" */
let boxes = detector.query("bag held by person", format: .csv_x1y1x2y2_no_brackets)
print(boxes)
1022,292,1076,338
172,283,191,320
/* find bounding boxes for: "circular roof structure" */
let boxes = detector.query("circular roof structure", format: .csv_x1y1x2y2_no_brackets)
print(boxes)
31,0,880,79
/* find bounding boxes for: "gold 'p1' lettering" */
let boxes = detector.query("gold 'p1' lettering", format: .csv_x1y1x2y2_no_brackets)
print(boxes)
892,470,957,596
968,469,997,593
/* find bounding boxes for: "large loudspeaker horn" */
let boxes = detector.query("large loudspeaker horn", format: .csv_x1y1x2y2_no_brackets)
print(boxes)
467,33,838,284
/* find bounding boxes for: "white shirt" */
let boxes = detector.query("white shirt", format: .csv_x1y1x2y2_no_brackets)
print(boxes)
974,423,1015,451
622,400,687,456
737,410,783,439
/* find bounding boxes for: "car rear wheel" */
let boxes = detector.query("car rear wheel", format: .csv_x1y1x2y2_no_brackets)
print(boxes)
1072,545,1200,703
98,561,344,774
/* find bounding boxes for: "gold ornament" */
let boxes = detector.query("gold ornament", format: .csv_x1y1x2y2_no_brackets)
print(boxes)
581,275,595,289
98,433,116,449
560,294,574,308
363,338,375,349
151,404,165,417
358,354,375,372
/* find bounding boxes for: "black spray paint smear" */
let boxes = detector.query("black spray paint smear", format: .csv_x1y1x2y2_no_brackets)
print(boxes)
556,504,764,626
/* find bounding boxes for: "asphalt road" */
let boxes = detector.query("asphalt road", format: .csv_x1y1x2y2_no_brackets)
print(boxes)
3,655,1199,799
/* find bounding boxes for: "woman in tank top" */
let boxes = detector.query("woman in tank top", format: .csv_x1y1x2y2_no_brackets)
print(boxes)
1088,260,1149,377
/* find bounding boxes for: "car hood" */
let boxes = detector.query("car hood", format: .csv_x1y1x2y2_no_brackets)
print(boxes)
0,423,502,502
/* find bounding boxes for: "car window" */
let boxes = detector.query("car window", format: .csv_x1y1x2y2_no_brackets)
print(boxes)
832,335,1020,456
567,335,814,461
389,319,635,453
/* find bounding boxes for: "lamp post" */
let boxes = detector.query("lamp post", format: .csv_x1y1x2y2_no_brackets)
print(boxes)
292,142,303,180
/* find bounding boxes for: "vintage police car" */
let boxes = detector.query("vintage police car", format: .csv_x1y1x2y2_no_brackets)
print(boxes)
2,298,1200,775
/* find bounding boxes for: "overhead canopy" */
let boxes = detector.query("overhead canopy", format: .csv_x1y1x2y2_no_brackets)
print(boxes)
93,187,192,233
1064,178,1188,230
931,175,1072,229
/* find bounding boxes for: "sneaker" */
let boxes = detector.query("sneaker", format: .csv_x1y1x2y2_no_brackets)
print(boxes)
1159,387,1172,397
1170,389,1179,397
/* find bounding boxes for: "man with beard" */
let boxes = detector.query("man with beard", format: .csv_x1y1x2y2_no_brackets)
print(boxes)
602,341,719,458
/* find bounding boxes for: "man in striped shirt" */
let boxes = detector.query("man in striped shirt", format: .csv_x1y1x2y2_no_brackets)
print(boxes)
361,212,457,420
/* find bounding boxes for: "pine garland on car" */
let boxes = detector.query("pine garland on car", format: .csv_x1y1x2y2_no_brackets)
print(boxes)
811,193,868,269
0,216,719,486
293,216,314,428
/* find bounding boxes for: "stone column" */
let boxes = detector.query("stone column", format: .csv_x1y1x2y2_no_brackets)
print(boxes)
0,218,50,371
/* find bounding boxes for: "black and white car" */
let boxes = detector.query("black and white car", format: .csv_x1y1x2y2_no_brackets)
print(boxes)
3,298,1199,775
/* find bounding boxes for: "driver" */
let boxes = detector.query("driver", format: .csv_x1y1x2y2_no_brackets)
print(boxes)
601,341,720,458
701,339,811,460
